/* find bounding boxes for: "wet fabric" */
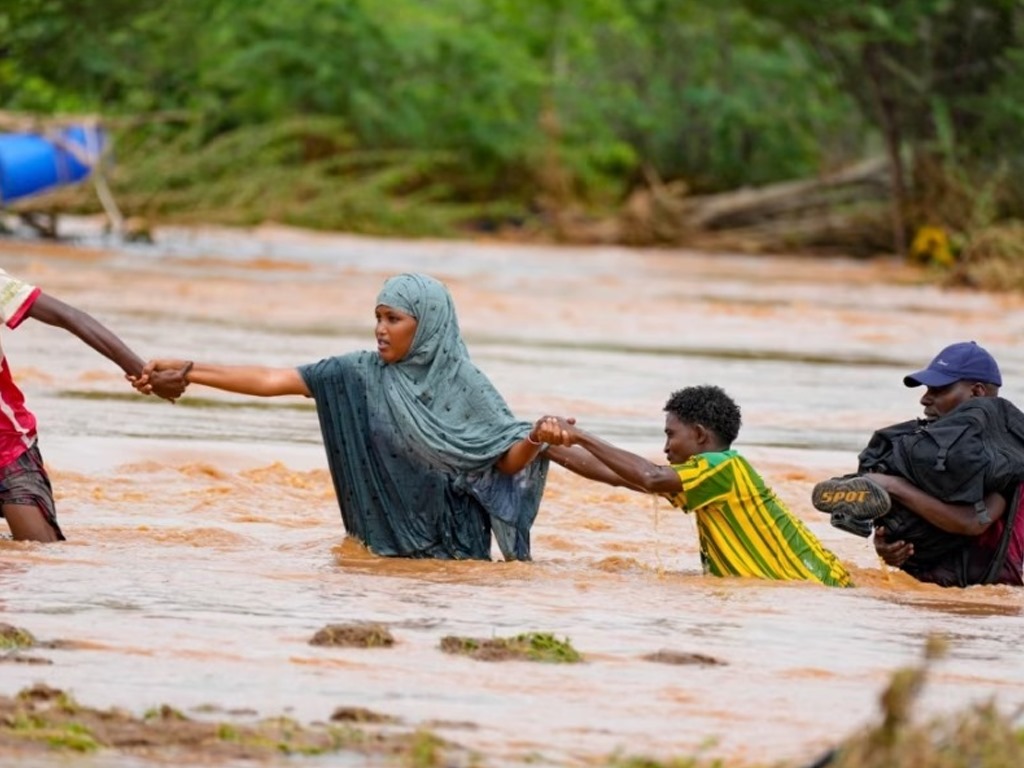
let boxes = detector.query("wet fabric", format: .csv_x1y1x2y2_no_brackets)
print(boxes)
0,268,43,467
299,273,547,560
665,450,852,587
966,487,1024,585
0,443,65,540
911,486,1024,587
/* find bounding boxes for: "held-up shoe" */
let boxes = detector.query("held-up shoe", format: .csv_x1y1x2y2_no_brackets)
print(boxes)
811,475,892,524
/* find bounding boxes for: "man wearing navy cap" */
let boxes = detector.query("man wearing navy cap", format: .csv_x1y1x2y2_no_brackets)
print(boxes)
814,341,1024,587
902,340,1002,416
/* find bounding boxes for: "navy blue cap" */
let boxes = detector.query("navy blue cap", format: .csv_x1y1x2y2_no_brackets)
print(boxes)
903,341,1002,388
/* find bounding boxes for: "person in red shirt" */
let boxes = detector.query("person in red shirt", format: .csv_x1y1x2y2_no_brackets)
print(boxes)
0,267,185,541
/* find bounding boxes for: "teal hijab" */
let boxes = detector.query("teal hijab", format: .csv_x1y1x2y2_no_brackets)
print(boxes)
299,273,547,560
373,273,527,471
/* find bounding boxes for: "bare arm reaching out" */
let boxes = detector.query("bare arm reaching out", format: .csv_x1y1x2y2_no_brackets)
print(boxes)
544,444,647,491
535,416,682,494
141,359,311,398
28,293,186,402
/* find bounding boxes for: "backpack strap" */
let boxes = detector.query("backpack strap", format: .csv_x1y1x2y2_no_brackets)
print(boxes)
979,484,1023,585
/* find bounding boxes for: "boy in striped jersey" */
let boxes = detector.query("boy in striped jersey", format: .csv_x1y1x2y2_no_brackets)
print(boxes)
0,267,186,541
535,385,852,586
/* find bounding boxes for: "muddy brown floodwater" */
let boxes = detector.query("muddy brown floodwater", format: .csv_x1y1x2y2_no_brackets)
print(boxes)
1,218,1023,767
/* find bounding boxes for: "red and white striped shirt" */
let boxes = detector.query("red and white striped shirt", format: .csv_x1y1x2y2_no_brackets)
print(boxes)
0,268,41,467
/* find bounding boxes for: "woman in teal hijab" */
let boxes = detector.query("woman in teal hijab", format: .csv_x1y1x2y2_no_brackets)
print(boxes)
139,273,549,560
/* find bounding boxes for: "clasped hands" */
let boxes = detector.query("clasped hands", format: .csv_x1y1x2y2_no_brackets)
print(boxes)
128,359,193,403
531,415,579,446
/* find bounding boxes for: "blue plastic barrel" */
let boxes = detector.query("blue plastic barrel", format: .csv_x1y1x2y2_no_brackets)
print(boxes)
0,125,105,204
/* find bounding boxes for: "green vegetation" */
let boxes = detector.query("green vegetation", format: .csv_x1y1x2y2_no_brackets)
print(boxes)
143,704,187,721
43,723,99,753
6,693,98,752
309,622,396,648
1,638,1022,765
0,684,427,761
0,624,36,650
440,631,583,663
2,1,1023,273
608,635,1024,768
409,729,448,768
949,221,1024,291
815,635,1024,768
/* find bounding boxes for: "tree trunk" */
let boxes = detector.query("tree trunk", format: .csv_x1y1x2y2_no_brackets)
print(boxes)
862,44,908,257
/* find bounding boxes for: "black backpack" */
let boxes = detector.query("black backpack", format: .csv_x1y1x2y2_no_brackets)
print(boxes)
857,397,1024,574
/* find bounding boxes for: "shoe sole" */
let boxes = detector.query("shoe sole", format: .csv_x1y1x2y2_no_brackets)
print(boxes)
828,512,874,538
811,476,891,521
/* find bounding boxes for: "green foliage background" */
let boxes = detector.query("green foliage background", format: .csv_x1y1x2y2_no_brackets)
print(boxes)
2,0,1022,251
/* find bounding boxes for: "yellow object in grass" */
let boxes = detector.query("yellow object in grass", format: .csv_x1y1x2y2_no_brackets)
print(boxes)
910,225,955,267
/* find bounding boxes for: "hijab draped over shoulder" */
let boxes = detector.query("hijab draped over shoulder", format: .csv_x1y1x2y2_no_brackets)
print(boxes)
299,273,547,560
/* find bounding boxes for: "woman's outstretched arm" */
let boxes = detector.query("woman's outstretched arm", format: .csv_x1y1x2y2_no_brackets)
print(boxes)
535,416,681,494
495,434,547,475
499,417,649,491
140,359,311,398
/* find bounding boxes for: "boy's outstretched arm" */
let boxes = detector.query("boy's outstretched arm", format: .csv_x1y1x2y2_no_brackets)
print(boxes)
544,444,646,491
140,359,311,398
27,293,186,402
535,416,681,494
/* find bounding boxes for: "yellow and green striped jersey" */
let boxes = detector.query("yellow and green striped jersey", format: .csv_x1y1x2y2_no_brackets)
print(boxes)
665,450,852,587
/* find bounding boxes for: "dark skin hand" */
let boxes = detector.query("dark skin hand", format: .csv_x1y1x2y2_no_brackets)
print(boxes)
527,416,641,489
29,293,188,402
534,415,684,494
873,526,914,568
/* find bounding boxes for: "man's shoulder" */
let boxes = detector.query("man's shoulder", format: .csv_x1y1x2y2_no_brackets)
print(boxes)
951,395,1021,417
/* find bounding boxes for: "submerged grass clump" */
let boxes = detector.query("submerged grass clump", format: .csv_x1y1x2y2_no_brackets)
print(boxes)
6,689,96,752
2,635,1021,766
0,624,36,650
44,722,100,753
309,623,395,648
0,683,452,762
439,632,583,663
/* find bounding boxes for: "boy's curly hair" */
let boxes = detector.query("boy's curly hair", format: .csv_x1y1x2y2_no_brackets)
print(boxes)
663,385,742,446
